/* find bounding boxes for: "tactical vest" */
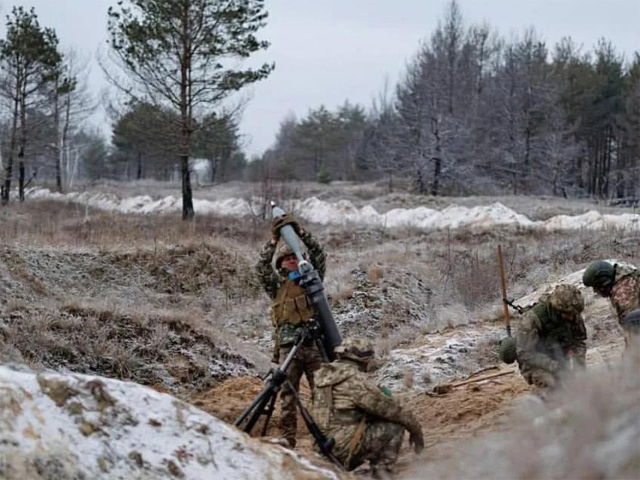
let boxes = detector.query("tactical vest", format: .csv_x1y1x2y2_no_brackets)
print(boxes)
532,301,584,359
270,278,314,327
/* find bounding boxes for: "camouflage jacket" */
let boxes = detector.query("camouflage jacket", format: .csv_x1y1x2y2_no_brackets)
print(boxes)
611,264,640,324
311,361,421,461
516,300,587,375
256,230,326,349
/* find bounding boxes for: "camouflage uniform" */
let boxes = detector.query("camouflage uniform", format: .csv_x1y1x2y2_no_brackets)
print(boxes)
256,229,326,448
516,285,587,389
609,265,640,325
311,358,423,471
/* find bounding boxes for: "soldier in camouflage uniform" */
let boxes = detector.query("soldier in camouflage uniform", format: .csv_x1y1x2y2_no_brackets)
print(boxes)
583,260,640,335
256,213,326,448
516,284,587,390
311,338,424,472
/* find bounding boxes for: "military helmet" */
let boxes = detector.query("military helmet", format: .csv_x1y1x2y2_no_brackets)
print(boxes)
549,284,584,314
275,243,296,269
334,338,375,364
499,336,517,364
582,260,615,288
622,308,640,334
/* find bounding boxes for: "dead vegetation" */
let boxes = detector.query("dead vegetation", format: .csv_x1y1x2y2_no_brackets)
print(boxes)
0,191,638,480
0,303,253,394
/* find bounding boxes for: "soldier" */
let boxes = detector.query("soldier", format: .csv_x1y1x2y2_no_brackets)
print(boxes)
311,338,424,473
582,260,640,329
256,213,326,448
516,284,587,390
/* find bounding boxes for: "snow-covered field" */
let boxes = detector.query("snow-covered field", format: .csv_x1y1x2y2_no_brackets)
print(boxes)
26,187,640,231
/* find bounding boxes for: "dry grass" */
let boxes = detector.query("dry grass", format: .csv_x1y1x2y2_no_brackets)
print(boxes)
0,302,253,395
366,264,385,284
0,200,267,250
2,188,639,424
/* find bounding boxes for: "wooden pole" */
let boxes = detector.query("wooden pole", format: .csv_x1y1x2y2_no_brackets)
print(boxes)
497,244,511,336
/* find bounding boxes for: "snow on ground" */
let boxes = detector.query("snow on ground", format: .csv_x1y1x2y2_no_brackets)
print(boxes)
26,188,640,232
0,364,337,480
376,323,503,390
376,262,633,391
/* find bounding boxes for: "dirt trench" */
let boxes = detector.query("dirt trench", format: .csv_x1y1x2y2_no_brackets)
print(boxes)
193,297,626,479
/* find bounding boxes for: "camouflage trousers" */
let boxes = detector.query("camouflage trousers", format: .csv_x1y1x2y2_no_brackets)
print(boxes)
343,421,404,471
278,343,323,448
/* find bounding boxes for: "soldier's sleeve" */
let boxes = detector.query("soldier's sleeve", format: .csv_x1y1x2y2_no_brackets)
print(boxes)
349,374,420,433
610,276,640,324
570,315,587,367
516,312,560,373
300,230,326,281
255,239,280,300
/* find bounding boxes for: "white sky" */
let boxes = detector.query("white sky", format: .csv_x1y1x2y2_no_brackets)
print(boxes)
2,0,639,157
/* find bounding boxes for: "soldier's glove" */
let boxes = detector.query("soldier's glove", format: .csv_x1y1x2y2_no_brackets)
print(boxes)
271,213,302,239
408,426,424,454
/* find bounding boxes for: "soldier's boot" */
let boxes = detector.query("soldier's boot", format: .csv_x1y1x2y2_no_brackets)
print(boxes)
279,392,298,449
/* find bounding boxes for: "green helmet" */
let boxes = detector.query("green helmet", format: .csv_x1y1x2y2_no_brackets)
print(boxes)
499,336,517,364
549,284,584,314
582,261,615,288
275,243,295,269
334,338,375,364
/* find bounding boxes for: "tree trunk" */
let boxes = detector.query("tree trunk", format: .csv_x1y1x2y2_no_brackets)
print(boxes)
181,140,194,219
431,116,442,196
17,71,31,203
180,2,194,220
2,94,20,205
54,76,63,193
61,84,72,190
18,152,25,203
209,157,218,183
137,151,143,180
432,158,441,196
416,165,426,194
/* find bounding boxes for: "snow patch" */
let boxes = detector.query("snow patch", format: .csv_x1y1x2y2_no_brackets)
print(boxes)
25,188,640,232
0,364,337,480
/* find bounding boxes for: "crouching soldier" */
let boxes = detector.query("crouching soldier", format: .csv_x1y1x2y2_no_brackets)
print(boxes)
311,338,424,473
516,284,587,390
583,260,639,341
256,213,326,449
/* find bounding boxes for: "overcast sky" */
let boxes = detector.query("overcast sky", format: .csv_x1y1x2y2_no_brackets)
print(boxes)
2,0,639,157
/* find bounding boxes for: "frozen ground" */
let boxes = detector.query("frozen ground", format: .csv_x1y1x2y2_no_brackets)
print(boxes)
2,184,638,479
0,364,337,480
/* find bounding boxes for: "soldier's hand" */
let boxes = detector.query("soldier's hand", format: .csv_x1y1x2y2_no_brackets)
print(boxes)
409,427,424,454
271,213,302,238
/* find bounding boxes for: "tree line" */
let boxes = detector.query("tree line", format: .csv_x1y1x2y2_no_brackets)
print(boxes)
0,0,272,219
0,1,637,218
261,1,639,200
